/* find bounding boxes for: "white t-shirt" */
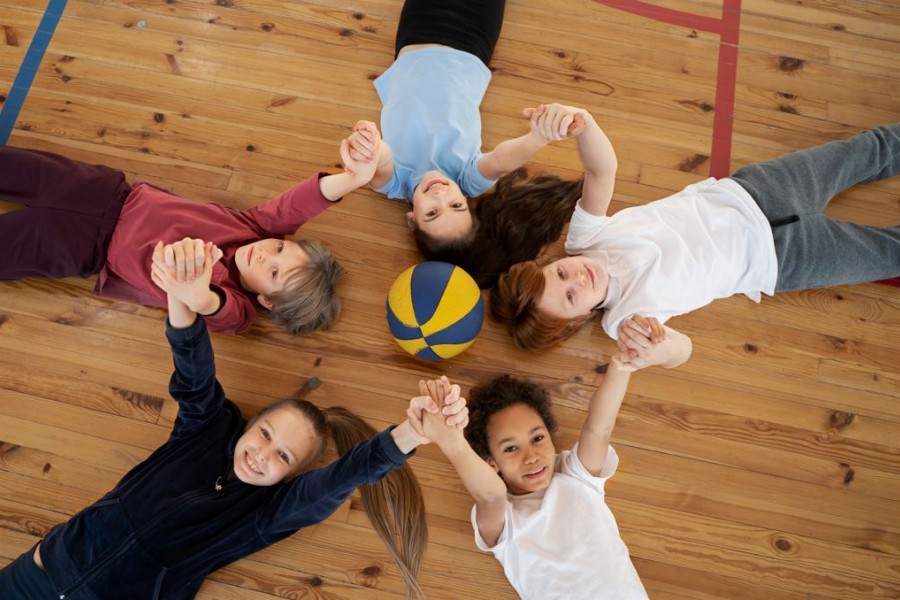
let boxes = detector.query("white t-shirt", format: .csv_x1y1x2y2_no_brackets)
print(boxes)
472,445,648,600
565,177,778,338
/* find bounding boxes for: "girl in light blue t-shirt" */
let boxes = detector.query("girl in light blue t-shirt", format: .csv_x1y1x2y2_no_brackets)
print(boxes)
344,0,585,288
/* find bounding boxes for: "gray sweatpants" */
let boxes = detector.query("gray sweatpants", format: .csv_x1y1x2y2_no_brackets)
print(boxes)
730,124,900,291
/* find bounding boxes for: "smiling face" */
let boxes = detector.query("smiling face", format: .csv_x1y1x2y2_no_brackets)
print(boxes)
486,403,557,495
234,239,309,305
537,256,609,320
232,406,320,486
407,170,473,242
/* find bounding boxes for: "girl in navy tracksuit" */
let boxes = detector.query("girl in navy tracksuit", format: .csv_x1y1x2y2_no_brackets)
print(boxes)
0,247,467,599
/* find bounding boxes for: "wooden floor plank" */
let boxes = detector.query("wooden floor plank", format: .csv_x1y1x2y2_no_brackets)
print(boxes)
1,0,898,598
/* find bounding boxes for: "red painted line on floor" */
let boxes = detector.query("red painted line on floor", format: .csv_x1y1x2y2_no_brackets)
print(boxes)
593,0,742,177
709,0,742,177
594,0,723,34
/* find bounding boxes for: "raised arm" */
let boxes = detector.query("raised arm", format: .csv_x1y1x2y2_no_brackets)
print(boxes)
576,356,634,476
150,243,227,435
420,378,508,547
571,109,617,217
475,104,556,180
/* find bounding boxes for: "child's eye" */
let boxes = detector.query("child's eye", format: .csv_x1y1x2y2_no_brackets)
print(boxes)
566,290,574,304
426,210,437,218
271,267,278,279
503,446,517,453
533,435,544,443
556,267,564,280
261,427,271,440
451,202,463,209
277,241,284,253
278,451,290,464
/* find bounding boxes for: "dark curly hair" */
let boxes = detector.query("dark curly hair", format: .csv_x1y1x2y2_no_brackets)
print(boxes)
412,168,583,288
465,374,559,459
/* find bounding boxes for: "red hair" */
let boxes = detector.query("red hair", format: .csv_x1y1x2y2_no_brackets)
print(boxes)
489,260,592,351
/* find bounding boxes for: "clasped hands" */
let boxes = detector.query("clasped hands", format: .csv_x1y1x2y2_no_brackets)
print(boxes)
405,376,469,448
614,314,673,371
524,102,592,143
150,237,222,311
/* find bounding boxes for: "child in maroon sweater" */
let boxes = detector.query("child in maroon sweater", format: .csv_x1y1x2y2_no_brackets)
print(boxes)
0,142,373,334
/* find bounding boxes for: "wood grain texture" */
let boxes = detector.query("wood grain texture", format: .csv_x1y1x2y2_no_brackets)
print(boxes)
1,0,898,598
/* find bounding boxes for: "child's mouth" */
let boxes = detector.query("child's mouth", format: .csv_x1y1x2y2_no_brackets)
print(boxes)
245,452,263,475
424,179,445,193
524,467,546,479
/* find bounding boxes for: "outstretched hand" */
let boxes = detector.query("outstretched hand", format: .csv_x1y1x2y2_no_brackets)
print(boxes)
616,315,680,370
340,120,383,185
153,237,220,283
406,376,468,448
151,240,223,311
524,103,589,142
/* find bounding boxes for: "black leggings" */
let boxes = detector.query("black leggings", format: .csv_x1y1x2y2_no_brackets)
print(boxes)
395,0,506,66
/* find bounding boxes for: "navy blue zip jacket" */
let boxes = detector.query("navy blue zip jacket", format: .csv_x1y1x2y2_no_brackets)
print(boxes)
38,316,413,599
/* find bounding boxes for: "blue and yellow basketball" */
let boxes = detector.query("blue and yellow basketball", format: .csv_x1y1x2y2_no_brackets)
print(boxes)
386,262,484,360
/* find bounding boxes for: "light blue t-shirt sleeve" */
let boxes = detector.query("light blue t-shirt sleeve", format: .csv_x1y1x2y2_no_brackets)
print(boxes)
373,169,411,201
374,47,495,202
458,151,496,198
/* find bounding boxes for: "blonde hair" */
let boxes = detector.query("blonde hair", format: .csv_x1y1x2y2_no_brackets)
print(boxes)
267,239,344,335
255,399,426,599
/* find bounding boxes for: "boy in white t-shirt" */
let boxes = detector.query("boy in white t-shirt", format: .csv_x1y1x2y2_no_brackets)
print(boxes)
490,115,900,363
417,325,664,599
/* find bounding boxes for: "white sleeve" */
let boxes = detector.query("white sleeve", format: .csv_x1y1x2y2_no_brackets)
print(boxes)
559,444,619,495
564,200,611,254
471,503,510,555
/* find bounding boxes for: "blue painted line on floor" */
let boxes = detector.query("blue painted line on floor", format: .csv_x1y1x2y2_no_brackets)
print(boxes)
0,0,68,145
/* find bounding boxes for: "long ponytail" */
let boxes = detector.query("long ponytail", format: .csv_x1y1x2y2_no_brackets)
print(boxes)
253,398,427,599
324,407,427,600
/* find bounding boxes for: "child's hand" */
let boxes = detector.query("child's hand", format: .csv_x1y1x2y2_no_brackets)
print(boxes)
615,315,672,370
524,103,590,142
403,394,441,446
152,237,217,283
610,351,639,372
339,120,383,185
151,241,223,311
347,120,381,162
409,376,468,448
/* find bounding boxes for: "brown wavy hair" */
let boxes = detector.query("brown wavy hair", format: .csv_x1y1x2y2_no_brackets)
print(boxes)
254,398,426,599
489,259,593,351
411,169,583,288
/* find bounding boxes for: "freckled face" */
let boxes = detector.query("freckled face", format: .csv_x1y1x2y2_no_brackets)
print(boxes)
408,170,472,242
234,239,308,297
486,404,557,495
537,256,608,320
232,407,319,487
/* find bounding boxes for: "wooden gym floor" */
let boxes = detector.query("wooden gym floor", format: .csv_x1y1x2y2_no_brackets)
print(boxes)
0,0,898,598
